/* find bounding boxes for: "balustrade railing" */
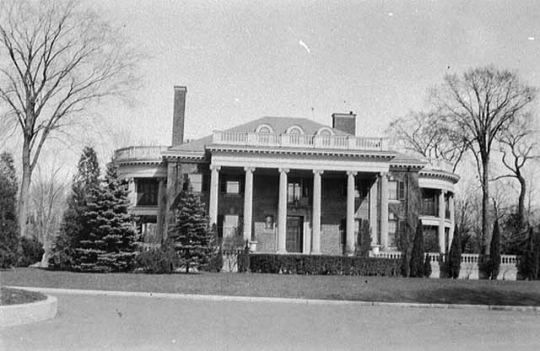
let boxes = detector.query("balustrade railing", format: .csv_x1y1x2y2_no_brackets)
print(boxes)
114,146,169,161
213,131,388,151
373,251,518,265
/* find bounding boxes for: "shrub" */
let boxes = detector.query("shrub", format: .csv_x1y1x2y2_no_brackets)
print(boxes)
447,227,462,279
423,254,432,278
135,246,178,274
488,220,501,280
249,254,400,276
17,236,44,267
517,227,540,280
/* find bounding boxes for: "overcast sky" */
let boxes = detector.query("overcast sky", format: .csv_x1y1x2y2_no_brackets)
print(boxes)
7,0,540,175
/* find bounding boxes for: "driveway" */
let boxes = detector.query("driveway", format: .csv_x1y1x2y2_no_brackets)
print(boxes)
2,291,540,350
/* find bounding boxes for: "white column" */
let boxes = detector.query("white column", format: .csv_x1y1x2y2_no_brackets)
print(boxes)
369,179,378,246
438,190,447,253
209,165,221,226
128,178,136,206
312,170,323,254
380,173,389,249
243,167,255,242
448,193,455,248
346,171,357,255
277,168,289,254
156,178,166,240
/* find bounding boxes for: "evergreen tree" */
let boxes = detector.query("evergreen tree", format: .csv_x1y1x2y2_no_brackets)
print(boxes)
447,226,462,279
0,152,20,268
75,162,137,272
409,220,425,278
518,227,539,280
488,219,502,280
423,253,432,278
49,147,100,269
169,182,213,273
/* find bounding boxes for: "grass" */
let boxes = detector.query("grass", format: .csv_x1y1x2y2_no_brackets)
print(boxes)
2,268,540,306
0,287,46,306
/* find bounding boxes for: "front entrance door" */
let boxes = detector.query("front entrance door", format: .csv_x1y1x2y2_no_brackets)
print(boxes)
286,216,303,253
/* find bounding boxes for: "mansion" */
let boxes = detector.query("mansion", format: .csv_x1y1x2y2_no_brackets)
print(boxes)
114,86,459,256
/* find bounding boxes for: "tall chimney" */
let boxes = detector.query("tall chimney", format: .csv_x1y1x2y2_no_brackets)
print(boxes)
332,111,356,136
172,86,187,146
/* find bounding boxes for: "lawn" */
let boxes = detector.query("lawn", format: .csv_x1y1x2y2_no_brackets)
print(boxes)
0,287,46,306
2,268,540,306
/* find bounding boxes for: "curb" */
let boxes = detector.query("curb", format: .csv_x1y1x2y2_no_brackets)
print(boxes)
0,294,58,327
7,286,540,313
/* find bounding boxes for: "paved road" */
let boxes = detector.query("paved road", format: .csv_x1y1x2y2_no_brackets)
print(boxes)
2,291,540,351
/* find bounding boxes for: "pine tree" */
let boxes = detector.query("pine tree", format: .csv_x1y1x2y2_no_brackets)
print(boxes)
49,147,100,270
75,162,137,272
169,182,213,273
488,219,502,280
409,220,425,278
447,225,462,279
0,152,20,268
423,253,432,278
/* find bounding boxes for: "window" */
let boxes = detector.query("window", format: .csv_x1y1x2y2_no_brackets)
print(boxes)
388,213,398,247
188,174,203,192
136,179,159,206
265,215,274,229
259,126,271,133
221,176,242,194
388,180,405,201
286,125,304,135
288,181,301,203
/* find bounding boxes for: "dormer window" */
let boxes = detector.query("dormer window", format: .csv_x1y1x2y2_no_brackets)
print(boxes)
316,127,334,136
286,125,304,135
256,124,274,134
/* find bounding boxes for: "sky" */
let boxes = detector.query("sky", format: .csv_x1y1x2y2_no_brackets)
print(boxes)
4,0,540,180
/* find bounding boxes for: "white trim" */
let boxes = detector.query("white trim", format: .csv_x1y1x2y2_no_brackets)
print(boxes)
255,123,274,134
316,127,335,136
286,125,305,134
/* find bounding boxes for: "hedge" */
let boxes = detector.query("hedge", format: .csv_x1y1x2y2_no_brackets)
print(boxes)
249,254,400,276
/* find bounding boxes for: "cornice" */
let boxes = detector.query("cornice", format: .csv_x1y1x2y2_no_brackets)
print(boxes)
206,145,395,159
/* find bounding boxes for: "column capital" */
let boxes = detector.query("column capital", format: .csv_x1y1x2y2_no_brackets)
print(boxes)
313,169,324,175
441,189,447,195
346,171,357,176
210,164,221,171
279,168,290,174
244,166,256,173
380,171,389,178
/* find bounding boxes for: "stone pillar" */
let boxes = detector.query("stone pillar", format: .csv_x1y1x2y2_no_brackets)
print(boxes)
449,193,455,248
128,178,136,206
164,162,179,240
156,178,166,241
312,170,323,254
346,171,357,255
243,167,255,242
380,173,389,249
438,190,447,253
277,168,289,254
209,165,221,226
369,179,378,246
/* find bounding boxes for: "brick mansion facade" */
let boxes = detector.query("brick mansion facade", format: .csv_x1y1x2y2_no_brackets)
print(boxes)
114,86,459,256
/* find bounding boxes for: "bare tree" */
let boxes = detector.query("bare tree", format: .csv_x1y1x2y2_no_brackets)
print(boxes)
492,113,539,227
0,0,140,237
431,66,536,253
28,165,68,266
387,110,467,172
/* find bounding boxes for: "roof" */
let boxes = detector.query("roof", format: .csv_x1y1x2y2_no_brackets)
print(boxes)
168,116,349,153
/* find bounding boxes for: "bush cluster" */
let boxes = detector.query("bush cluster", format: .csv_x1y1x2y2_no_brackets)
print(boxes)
249,254,400,276
135,246,178,274
17,236,45,267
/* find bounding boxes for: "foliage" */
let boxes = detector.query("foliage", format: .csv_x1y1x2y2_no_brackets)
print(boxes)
49,147,100,270
398,221,414,277
249,254,401,276
517,227,540,280
0,152,20,268
0,0,141,238
74,162,137,272
409,220,425,278
168,183,214,273
355,220,372,258
500,212,529,255
17,236,45,267
447,226,462,279
423,254,432,278
135,245,178,274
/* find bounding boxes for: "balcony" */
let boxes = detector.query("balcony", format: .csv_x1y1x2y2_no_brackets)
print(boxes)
422,158,454,173
212,131,389,151
114,146,168,162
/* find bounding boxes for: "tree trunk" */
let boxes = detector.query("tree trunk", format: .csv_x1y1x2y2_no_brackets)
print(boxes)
18,139,33,238
518,175,527,228
481,154,490,255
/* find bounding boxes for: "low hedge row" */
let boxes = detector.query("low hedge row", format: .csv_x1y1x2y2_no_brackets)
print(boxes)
249,254,400,276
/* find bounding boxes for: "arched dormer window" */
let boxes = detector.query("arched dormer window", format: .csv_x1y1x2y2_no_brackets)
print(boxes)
286,125,304,135
256,124,274,134
316,127,334,136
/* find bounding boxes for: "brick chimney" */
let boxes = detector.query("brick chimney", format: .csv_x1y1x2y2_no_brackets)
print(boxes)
171,86,187,146
332,111,356,136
